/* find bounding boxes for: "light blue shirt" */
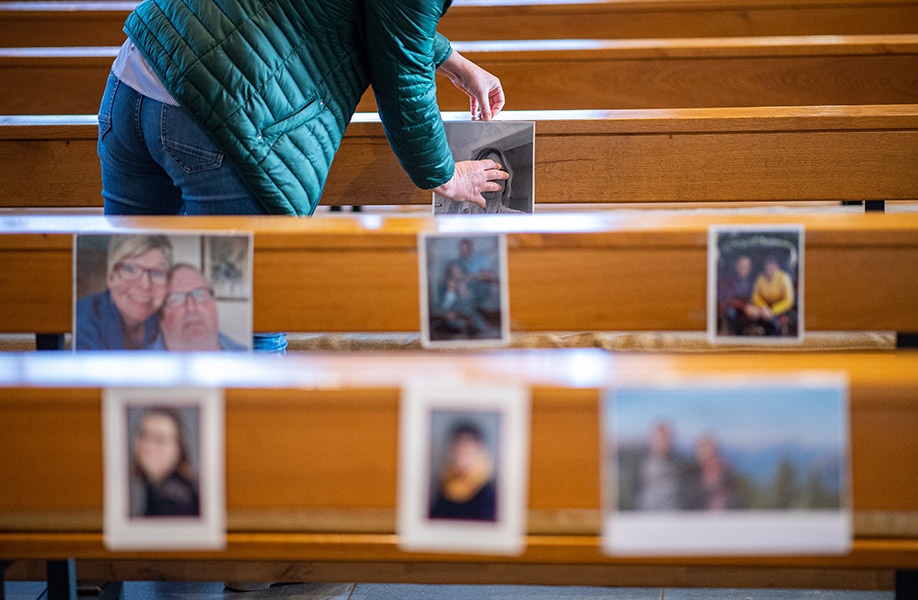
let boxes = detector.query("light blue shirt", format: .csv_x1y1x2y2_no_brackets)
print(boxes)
112,39,179,106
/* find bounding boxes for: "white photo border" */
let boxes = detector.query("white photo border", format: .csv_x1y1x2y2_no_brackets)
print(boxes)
418,232,511,349
600,372,851,556
398,380,530,555
707,223,805,345
103,386,226,551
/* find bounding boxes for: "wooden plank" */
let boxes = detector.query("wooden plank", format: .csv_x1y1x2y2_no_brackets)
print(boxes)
438,0,918,40
0,351,916,582
2,36,917,114
0,556,895,590
1,106,916,209
0,1,133,47
0,212,915,334
0,533,916,569
3,0,918,46
0,558,901,589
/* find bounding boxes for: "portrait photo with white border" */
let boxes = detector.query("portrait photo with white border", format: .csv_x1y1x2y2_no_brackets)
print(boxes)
708,224,804,344
398,380,530,555
103,386,225,550
601,373,851,556
418,232,510,349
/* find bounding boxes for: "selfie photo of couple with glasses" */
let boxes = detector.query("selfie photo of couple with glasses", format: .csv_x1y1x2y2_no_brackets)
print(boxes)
74,233,251,351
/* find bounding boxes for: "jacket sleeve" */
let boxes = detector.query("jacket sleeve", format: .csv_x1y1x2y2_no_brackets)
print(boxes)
364,0,456,190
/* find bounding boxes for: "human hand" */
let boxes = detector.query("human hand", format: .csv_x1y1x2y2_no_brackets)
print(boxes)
432,160,509,207
437,51,505,121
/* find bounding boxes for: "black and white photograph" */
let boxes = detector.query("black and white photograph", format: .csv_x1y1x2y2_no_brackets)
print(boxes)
601,374,851,555
398,380,530,555
418,233,510,348
73,232,253,352
433,120,535,215
708,224,804,343
103,387,225,550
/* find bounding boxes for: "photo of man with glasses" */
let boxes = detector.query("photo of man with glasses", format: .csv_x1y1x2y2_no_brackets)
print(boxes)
146,263,246,351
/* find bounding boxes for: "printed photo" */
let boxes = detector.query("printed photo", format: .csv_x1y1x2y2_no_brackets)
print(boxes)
73,232,253,351
708,225,804,343
129,404,201,519
398,381,530,554
103,387,225,550
418,233,510,348
428,410,501,523
433,120,535,215
602,375,851,555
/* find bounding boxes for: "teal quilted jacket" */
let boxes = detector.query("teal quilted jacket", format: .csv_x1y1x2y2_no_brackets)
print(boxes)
124,0,456,216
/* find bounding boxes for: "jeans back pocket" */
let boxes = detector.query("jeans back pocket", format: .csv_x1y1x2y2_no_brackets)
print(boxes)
161,104,224,173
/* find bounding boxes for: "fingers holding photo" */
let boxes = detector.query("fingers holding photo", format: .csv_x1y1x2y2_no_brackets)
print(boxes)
432,160,509,208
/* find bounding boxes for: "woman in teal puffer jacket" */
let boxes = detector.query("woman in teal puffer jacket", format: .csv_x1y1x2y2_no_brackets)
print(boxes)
98,0,508,352
100,0,507,216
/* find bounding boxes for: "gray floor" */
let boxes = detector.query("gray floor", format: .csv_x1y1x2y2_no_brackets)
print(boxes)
1,581,896,600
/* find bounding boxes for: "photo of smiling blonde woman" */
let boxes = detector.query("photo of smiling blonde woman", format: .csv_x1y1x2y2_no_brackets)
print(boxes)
75,234,174,350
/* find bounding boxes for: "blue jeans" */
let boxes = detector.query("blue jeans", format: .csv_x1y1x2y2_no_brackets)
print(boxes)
98,73,287,355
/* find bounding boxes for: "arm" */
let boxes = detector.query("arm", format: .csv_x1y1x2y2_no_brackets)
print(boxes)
436,49,505,121
769,272,796,316
751,275,767,309
432,48,509,204
364,0,455,190
364,0,507,207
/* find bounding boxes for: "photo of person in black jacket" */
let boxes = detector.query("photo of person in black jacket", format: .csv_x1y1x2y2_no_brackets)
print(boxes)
429,420,498,522
129,406,200,518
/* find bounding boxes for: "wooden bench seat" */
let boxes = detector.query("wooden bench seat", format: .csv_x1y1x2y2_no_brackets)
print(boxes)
0,350,916,591
2,0,917,47
1,106,916,209
0,212,916,337
3,35,917,114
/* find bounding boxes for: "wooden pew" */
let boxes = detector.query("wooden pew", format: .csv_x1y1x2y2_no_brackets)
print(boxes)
1,106,916,210
0,212,916,338
438,0,918,40
2,0,918,47
1,350,917,592
0,0,133,47
3,35,918,115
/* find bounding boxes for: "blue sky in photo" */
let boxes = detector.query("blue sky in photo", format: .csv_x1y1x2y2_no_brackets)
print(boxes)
604,380,847,452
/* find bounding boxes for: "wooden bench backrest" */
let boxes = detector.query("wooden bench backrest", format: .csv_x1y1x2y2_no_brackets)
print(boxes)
2,0,917,46
2,36,917,114
0,350,916,572
1,106,916,209
0,212,916,334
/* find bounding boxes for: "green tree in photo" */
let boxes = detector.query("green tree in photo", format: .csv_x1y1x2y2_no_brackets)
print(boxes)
770,458,797,509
